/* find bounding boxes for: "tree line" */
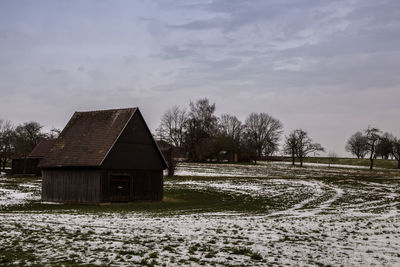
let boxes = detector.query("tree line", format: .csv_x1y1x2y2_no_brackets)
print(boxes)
345,127,400,170
156,98,324,172
158,98,400,172
0,120,60,171
3,100,398,172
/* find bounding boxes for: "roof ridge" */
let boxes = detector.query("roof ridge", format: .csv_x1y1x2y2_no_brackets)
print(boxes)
75,107,138,114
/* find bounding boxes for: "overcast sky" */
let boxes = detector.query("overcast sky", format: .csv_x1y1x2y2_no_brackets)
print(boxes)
1,0,399,156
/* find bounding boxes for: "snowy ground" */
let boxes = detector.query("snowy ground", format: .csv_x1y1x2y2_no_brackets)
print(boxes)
0,162,399,266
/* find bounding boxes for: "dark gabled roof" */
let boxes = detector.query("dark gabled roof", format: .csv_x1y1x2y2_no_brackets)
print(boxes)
40,108,137,167
28,139,57,158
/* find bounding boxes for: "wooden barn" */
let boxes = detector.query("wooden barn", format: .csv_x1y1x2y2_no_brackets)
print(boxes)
39,108,167,203
11,139,56,176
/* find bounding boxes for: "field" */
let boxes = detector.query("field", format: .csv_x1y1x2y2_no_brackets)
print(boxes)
277,156,400,169
1,162,400,266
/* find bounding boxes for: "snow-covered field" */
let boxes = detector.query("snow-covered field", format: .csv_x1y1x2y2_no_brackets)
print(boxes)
0,162,399,266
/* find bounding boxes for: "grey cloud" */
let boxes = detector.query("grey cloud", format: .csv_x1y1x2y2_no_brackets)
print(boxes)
123,55,137,65
168,0,348,35
46,69,68,76
88,70,105,81
199,58,242,70
154,45,199,60
168,16,229,31
1,0,399,156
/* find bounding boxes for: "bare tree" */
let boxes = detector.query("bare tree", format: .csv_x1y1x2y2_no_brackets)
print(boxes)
156,106,187,148
218,114,242,141
188,98,217,136
293,129,325,167
364,127,381,170
13,121,46,157
244,113,283,163
375,132,393,160
345,131,369,159
164,147,176,176
47,128,61,140
0,120,14,171
327,151,338,167
284,131,298,166
392,137,400,169
184,98,218,161
217,114,243,162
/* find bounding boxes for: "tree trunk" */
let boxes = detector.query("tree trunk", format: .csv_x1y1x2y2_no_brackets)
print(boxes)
291,149,295,165
398,160,400,169
369,158,374,170
300,157,303,167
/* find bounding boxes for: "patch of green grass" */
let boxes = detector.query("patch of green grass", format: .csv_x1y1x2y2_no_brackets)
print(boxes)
232,247,252,255
189,243,200,254
148,252,158,259
163,245,175,252
3,179,295,214
2,162,400,220
250,252,263,260
0,248,38,266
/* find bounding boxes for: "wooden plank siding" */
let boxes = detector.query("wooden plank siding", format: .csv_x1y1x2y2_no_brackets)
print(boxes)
42,169,163,203
42,169,101,203
11,158,41,176
100,170,163,202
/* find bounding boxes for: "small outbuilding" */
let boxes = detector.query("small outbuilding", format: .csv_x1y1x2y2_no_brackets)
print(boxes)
11,139,56,176
39,108,167,203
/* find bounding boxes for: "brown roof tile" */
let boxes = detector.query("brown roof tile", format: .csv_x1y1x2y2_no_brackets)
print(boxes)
28,139,57,158
40,108,137,167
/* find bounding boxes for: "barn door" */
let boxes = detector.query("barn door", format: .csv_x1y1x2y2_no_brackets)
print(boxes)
110,175,131,202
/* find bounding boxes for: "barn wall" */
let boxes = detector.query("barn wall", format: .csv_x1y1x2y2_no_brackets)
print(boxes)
11,158,41,176
101,111,166,170
100,169,163,202
42,169,101,203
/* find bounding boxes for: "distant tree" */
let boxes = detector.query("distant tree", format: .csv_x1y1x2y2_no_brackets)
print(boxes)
392,136,400,169
293,129,325,167
47,128,61,139
164,147,176,176
283,131,298,166
217,114,242,161
243,113,283,163
184,98,218,161
0,120,14,171
188,98,217,136
364,127,381,170
218,114,242,141
327,151,338,167
345,131,369,159
156,106,187,148
13,121,46,157
375,132,393,160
